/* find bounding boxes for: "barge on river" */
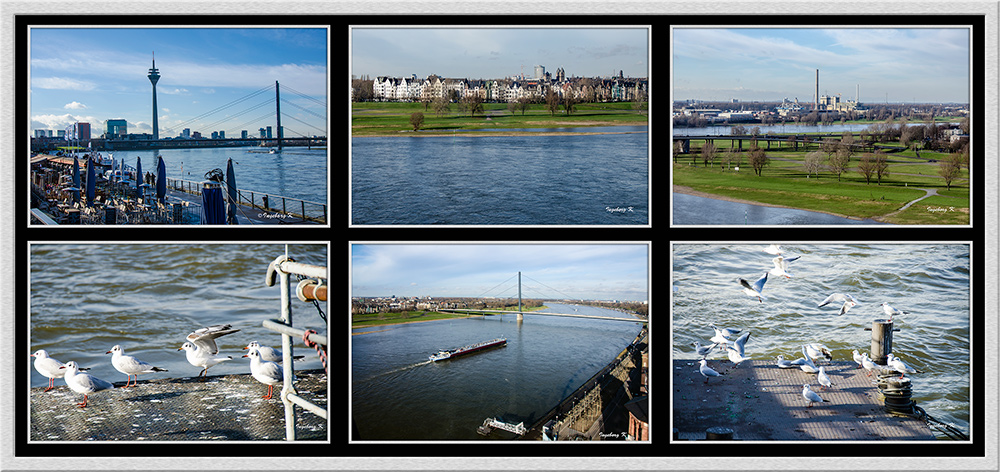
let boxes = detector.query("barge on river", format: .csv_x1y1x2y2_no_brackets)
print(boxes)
429,338,507,362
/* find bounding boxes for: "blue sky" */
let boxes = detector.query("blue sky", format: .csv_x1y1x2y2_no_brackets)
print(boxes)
673,28,970,103
351,244,649,302
352,27,648,80
30,27,328,137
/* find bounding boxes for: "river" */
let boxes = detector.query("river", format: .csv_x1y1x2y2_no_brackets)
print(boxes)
28,243,329,387
673,192,888,225
351,129,648,225
103,146,328,204
672,243,970,439
351,303,644,440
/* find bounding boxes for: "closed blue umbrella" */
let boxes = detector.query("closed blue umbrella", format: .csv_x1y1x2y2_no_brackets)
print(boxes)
135,156,143,200
85,156,96,207
156,156,167,204
226,158,238,225
201,182,225,224
71,156,80,204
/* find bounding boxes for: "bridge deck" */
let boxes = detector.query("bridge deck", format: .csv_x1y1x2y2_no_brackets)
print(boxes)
672,360,935,441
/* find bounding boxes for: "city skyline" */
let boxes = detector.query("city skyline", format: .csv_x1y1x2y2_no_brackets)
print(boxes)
673,27,970,104
352,27,649,81
352,244,649,302
29,27,328,138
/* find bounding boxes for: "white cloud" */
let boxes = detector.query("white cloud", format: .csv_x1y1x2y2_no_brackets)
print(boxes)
159,88,189,95
63,101,87,110
33,77,96,91
31,113,99,131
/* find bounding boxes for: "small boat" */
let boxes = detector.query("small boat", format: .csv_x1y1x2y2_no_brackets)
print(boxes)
429,338,507,362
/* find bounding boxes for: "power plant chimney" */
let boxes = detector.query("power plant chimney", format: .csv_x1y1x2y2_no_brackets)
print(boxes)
815,69,820,111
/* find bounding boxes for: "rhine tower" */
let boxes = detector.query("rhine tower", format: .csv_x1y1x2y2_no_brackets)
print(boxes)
147,53,160,140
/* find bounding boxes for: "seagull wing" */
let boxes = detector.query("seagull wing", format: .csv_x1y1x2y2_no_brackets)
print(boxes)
187,324,241,355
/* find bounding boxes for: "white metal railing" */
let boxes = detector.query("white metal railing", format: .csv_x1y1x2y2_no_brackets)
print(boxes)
263,253,328,440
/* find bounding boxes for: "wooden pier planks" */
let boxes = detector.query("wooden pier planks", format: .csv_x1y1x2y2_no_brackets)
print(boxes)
672,360,935,440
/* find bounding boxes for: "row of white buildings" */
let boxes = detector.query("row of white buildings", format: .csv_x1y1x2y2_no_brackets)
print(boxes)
367,74,648,103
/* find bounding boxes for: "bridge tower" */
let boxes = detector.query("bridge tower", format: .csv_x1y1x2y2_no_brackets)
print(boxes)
517,271,523,321
148,53,161,140
275,81,283,150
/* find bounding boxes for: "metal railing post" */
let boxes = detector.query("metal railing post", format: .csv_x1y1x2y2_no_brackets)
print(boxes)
274,257,298,441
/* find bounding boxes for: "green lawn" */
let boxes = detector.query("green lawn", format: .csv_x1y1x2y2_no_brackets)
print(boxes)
352,102,648,136
674,144,970,224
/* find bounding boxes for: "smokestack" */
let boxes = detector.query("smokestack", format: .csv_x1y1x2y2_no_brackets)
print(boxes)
857,84,860,103
815,69,820,111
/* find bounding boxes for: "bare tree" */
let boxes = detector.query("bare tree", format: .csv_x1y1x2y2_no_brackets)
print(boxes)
516,97,531,116
856,152,876,184
563,93,578,115
827,147,851,181
939,152,964,190
721,147,741,171
433,97,451,117
463,94,484,117
545,88,560,116
747,145,769,176
874,150,890,184
804,151,824,178
702,141,717,168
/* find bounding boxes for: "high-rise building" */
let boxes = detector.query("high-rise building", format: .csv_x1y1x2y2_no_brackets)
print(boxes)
105,119,127,138
241,130,248,139
534,65,545,79
73,122,91,141
147,53,161,140
219,130,225,139
266,126,273,139
182,128,190,139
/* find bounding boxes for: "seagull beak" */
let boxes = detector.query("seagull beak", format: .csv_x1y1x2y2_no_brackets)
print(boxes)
241,354,249,358
105,350,112,354
176,347,184,351
59,365,65,369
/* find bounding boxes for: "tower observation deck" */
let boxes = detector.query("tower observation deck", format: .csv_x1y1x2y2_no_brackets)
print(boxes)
148,53,161,140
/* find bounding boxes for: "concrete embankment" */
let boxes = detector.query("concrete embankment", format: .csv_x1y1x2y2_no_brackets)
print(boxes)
30,369,327,441
522,328,648,440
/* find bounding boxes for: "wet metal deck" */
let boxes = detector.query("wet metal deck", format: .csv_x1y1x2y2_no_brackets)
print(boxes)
30,369,328,441
672,360,935,441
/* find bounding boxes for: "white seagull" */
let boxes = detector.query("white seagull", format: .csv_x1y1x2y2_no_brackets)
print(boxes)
817,366,834,390
887,354,923,379
726,345,748,367
31,349,72,392
692,341,718,359
881,302,910,321
775,355,796,369
739,272,769,303
802,383,830,408
804,343,833,363
178,324,241,379
799,345,820,373
106,345,167,388
764,244,783,255
818,293,858,315
60,360,114,408
768,255,801,278
243,348,284,399
860,352,879,377
732,331,751,356
709,323,741,339
698,359,723,384
243,341,304,363
852,350,864,369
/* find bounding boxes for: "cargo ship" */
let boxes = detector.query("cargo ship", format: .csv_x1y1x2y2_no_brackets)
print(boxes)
429,338,507,362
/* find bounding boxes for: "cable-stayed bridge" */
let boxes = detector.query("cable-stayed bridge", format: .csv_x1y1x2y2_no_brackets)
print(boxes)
439,272,646,324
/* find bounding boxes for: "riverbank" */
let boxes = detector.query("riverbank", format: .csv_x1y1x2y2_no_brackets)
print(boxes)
351,306,550,330
673,184,873,222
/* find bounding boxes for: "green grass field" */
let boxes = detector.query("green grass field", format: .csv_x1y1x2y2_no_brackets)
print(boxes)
352,101,648,136
674,138,970,225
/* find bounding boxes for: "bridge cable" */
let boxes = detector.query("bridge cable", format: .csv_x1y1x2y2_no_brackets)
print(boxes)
475,274,517,299
280,84,327,108
172,83,274,130
522,275,579,300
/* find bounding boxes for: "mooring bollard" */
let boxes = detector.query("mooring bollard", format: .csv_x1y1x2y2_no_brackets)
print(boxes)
878,374,915,414
871,319,894,365
705,426,734,440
